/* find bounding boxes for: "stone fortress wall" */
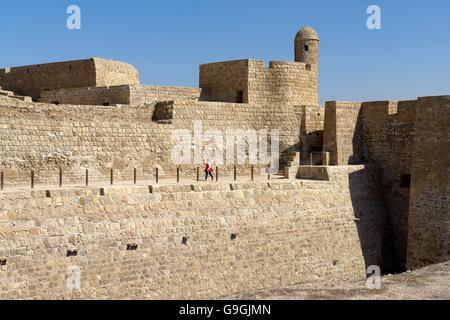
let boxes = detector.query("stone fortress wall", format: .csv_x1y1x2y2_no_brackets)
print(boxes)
0,166,390,299
0,26,448,299
0,58,139,100
322,96,449,272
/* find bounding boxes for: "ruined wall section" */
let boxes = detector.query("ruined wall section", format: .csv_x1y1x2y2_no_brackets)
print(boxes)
0,166,390,299
407,96,450,269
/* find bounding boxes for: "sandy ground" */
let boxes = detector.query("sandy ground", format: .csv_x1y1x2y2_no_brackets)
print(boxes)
223,261,450,300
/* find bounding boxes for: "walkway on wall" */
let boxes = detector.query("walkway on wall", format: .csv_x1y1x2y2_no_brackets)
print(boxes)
0,173,289,193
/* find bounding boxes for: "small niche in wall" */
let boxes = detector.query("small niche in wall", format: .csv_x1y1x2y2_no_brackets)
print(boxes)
400,174,411,188
99,188,105,196
45,190,51,198
230,233,237,241
306,64,312,71
102,102,110,106
126,244,138,251
0,258,7,266
182,236,188,245
51,101,60,105
66,250,78,257
236,91,244,103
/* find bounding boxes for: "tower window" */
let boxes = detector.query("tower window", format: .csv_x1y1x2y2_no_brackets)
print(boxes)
400,174,411,188
306,64,312,71
304,45,309,51
236,91,244,103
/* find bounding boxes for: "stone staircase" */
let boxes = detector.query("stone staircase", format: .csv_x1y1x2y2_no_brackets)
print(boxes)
283,152,301,179
0,86,33,102
286,152,301,167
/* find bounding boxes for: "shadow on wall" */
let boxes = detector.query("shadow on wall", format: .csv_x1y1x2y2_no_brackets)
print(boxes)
348,168,395,275
350,110,365,165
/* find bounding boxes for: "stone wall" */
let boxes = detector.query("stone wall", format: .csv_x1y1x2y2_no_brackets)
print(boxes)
199,59,318,106
199,60,249,103
39,85,132,106
0,58,139,100
39,85,202,106
0,95,302,185
322,96,449,272
0,165,391,299
130,86,202,105
93,58,140,87
300,105,325,164
407,96,450,269
323,101,363,166
360,100,417,271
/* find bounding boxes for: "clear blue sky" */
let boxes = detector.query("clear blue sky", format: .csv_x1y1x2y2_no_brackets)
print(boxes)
0,0,449,104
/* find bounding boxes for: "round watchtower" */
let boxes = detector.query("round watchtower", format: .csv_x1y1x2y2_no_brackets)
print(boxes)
294,26,319,67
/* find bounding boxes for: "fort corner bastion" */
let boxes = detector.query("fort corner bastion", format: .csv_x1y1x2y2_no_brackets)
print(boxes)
0,26,448,299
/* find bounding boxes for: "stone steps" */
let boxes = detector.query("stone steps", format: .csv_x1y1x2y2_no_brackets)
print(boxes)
0,87,33,102
11,95,32,102
0,89,14,97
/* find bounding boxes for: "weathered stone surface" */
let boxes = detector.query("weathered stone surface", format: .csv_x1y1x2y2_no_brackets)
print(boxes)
0,166,389,299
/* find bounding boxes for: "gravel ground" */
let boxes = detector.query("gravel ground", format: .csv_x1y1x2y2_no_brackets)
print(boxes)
223,261,450,300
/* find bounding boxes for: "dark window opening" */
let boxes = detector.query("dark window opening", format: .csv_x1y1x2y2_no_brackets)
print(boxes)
102,102,110,106
51,101,60,105
45,190,51,198
99,188,105,196
236,91,244,103
0,258,7,266
127,244,138,251
306,64,312,71
231,233,237,240
304,45,309,51
66,250,78,257
400,174,411,188
182,236,188,245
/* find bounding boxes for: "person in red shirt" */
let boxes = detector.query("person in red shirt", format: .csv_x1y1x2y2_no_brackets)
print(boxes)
204,161,214,181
